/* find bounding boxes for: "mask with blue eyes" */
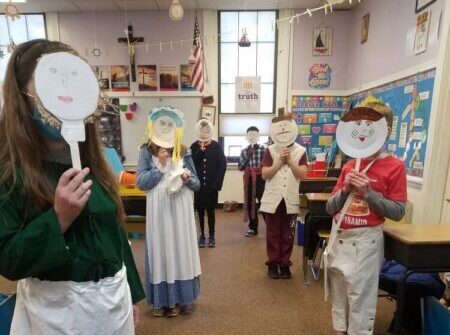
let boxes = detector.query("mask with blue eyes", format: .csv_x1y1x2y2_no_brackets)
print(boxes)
32,106,64,141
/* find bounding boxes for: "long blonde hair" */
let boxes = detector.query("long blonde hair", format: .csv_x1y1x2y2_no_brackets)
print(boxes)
0,39,125,224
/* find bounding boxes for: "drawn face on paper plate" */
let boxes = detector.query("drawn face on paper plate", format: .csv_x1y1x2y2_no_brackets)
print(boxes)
246,131,260,145
270,119,298,147
152,116,177,147
195,119,213,142
34,52,99,122
336,107,388,158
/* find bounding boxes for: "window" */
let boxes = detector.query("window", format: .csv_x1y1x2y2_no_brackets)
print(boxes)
219,11,277,114
0,14,46,83
219,11,277,161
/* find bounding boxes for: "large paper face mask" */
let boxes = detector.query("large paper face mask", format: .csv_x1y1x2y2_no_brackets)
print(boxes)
195,119,213,142
152,115,177,147
34,52,99,169
336,107,388,159
246,130,260,145
270,119,298,147
148,107,184,154
35,52,99,122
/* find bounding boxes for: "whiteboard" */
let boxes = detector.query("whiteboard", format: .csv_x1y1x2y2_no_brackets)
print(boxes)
117,96,203,167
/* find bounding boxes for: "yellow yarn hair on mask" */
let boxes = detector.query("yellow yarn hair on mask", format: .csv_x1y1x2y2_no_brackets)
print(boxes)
172,128,183,162
141,121,153,147
357,95,382,107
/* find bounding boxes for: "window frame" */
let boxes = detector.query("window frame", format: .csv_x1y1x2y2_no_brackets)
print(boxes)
0,13,47,42
0,13,47,83
218,10,278,116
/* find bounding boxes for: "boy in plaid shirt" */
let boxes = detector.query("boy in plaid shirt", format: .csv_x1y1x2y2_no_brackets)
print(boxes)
239,127,266,237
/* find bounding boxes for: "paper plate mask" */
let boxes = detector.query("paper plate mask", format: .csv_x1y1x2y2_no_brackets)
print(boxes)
195,118,214,142
270,108,298,147
336,107,388,159
146,106,184,161
34,52,100,169
246,130,260,145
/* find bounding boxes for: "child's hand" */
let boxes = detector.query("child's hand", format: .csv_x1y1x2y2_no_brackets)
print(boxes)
158,148,169,167
343,173,352,194
348,171,371,197
280,148,290,164
181,170,191,184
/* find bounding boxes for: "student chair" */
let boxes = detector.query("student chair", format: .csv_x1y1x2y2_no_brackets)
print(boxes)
310,229,331,281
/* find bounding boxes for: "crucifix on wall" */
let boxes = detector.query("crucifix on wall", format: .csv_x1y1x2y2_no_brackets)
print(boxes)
118,25,144,82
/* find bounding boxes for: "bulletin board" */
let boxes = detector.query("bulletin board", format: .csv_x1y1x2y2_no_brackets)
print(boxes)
292,95,350,160
351,69,435,178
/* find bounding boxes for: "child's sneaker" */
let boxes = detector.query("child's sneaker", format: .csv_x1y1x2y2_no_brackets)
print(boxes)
245,229,257,237
268,265,280,279
208,236,216,248
198,235,206,248
280,266,292,279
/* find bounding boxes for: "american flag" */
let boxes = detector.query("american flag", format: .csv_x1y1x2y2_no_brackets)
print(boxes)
191,16,205,95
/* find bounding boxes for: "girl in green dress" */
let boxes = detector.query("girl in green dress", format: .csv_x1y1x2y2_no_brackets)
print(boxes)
0,39,145,334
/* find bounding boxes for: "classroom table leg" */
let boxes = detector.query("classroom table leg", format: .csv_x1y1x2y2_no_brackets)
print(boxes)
393,270,413,334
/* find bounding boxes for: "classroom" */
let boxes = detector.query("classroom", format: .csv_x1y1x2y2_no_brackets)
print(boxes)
1,0,450,334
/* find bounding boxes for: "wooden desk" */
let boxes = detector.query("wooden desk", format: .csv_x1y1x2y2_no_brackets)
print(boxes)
383,223,450,334
299,177,338,193
326,168,341,178
305,192,331,216
120,185,146,236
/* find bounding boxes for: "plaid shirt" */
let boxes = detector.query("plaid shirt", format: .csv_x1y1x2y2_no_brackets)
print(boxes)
238,144,266,171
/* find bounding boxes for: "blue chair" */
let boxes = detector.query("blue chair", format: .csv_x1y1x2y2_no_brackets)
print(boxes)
423,296,450,335
0,293,16,335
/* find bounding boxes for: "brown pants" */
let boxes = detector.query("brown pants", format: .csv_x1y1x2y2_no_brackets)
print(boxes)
264,201,296,267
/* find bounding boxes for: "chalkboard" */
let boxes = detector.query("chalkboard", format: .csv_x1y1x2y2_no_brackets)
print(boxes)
351,69,435,178
292,95,350,161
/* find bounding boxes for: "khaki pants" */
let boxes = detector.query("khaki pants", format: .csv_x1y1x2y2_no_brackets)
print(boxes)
327,226,384,335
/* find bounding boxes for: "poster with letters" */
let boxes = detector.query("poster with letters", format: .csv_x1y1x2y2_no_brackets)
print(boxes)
235,76,261,113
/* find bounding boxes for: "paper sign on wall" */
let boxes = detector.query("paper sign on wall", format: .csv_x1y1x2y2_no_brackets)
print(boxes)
235,76,261,113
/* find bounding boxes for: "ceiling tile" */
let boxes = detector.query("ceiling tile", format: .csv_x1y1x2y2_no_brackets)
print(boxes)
74,1,120,12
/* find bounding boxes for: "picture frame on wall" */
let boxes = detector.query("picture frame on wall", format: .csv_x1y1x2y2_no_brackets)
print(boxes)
361,14,370,44
312,25,333,56
201,105,216,125
414,10,431,55
415,0,436,13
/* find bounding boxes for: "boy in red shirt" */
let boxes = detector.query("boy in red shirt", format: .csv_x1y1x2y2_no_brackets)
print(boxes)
326,102,407,335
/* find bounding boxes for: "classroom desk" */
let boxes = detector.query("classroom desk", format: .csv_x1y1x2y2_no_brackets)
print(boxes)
302,193,332,281
299,177,338,193
383,223,450,334
326,168,341,178
120,185,146,235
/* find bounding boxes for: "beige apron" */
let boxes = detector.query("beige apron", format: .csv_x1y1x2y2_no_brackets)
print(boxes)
10,266,134,335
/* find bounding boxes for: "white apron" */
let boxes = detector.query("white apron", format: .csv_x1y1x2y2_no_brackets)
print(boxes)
323,158,378,300
146,157,201,285
10,266,134,335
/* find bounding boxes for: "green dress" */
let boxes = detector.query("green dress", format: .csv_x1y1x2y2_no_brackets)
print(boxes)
0,159,145,304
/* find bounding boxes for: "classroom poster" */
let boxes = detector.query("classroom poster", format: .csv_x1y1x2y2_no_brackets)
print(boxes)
351,69,435,178
180,64,196,91
137,65,157,91
292,95,350,160
92,65,110,90
159,66,179,91
110,65,130,92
